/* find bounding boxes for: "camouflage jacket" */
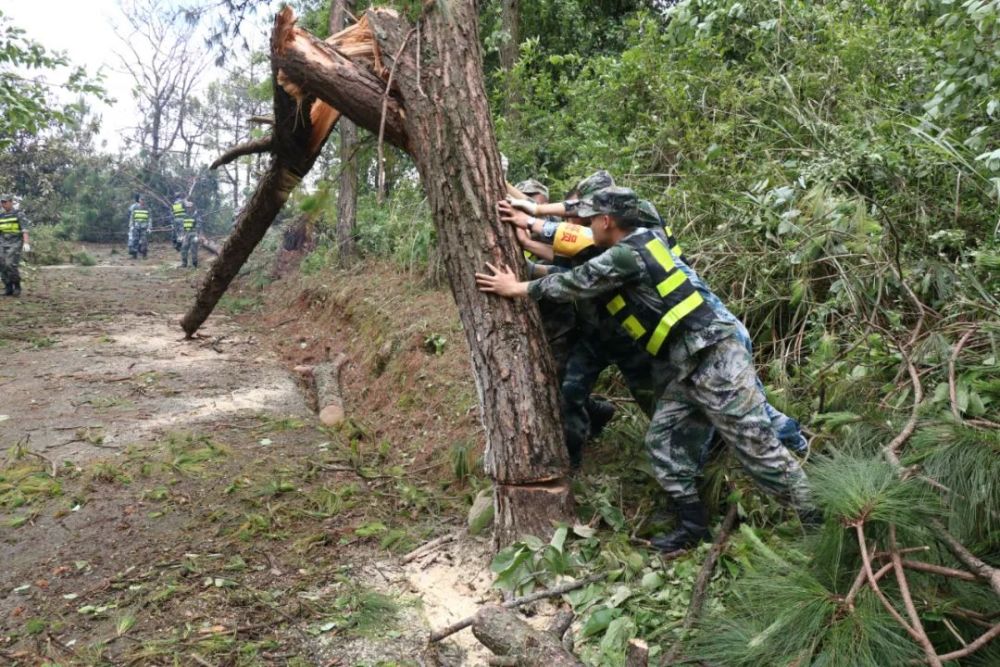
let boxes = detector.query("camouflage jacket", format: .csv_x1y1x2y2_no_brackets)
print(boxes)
527,229,738,376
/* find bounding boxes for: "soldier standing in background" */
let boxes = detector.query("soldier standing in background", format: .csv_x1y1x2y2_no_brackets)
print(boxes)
180,202,201,269
127,194,151,259
171,193,188,251
0,194,29,297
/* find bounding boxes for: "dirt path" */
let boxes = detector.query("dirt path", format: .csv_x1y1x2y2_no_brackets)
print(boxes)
0,244,306,464
0,244,496,666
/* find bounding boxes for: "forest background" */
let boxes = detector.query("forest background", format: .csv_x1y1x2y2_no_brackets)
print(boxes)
2,0,999,665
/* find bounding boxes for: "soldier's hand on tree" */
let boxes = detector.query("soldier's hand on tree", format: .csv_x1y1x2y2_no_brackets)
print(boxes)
513,225,531,249
498,200,534,230
504,195,538,216
476,263,528,298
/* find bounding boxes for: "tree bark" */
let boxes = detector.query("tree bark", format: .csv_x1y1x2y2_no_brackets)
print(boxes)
363,5,570,548
472,605,584,667
330,0,359,264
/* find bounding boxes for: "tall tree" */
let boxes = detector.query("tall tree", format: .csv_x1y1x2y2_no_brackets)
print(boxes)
115,0,207,170
189,5,574,546
330,0,359,264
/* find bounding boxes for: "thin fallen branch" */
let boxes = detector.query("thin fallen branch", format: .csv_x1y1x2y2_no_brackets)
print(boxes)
662,504,740,665
890,525,942,667
930,518,1000,598
249,115,274,124
401,533,457,564
935,622,1000,663
870,556,979,583
948,327,977,421
209,136,275,170
885,350,923,467
429,574,603,643
855,522,917,639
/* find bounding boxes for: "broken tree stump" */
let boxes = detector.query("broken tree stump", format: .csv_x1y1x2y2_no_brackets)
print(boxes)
472,605,584,667
315,353,349,427
199,235,222,256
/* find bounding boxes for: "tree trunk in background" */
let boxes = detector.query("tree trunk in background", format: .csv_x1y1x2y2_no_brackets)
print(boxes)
330,0,359,264
500,0,521,112
365,5,571,548
500,0,520,71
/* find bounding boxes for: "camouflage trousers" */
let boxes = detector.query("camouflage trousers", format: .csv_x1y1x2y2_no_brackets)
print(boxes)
732,324,808,455
0,234,23,285
645,334,812,511
562,327,657,464
128,225,149,257
180,231,199,267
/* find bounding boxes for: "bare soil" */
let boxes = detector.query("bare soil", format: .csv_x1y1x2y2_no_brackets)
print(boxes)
0,243,501,666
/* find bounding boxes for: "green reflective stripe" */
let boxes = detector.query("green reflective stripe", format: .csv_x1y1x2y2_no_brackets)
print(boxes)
0,215,20,233
172,203,185,216
183,218,195,230
646,291,705,356
133,211,149,221
644,238,675,271
674,243,683,257
656,270,687,298
622,315,646,340
607,295,626,315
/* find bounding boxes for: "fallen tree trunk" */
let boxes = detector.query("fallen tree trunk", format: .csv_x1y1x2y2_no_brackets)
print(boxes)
315,353,348,426
472,605,584,667
199,236,222,256
180,9,369,337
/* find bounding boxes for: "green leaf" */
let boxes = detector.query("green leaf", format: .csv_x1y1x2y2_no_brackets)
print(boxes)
580,606,623,638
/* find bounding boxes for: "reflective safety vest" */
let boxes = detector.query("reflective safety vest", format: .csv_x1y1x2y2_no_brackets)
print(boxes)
600,229,715,357
0,213,21,234
182,216,196,231
131,207,150,226
172,201,186,221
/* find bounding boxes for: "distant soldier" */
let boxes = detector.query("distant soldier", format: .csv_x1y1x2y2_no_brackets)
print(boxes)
0,194,29,297
179,202,202,268
127,194,151,259
171,193,188,251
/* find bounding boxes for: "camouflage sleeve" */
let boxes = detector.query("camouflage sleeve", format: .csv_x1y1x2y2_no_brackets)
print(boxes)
527,244,642,302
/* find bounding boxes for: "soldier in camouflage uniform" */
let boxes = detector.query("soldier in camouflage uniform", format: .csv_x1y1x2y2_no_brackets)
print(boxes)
179,203,202,268
510,177,618,447
0,194,29,297
481,186,816,552
127,194,151,259
504,176,808,466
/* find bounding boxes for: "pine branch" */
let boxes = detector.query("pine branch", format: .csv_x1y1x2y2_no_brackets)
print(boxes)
889,525,942,667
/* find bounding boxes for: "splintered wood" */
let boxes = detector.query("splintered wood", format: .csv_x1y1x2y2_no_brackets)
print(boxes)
275,10,390,154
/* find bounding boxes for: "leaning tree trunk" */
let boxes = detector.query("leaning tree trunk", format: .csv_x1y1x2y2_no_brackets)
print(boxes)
330,0,359,265
272,4,572,547
369,6,570,548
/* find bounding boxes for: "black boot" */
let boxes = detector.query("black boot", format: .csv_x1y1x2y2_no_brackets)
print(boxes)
11,281,21,297
651,500,710,553
586,397,616,439
3,282,11,296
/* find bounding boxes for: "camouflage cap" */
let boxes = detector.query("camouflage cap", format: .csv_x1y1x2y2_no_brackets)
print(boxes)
623,199,663,228
0,194,12,201
576,186,639,219
573,170,615,198
515,178,549,199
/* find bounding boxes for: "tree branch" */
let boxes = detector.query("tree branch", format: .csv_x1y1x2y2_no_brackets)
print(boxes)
210,136,275,170
890,525,942,667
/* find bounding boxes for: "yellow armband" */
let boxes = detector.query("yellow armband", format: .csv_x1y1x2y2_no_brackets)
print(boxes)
552,223,595,258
